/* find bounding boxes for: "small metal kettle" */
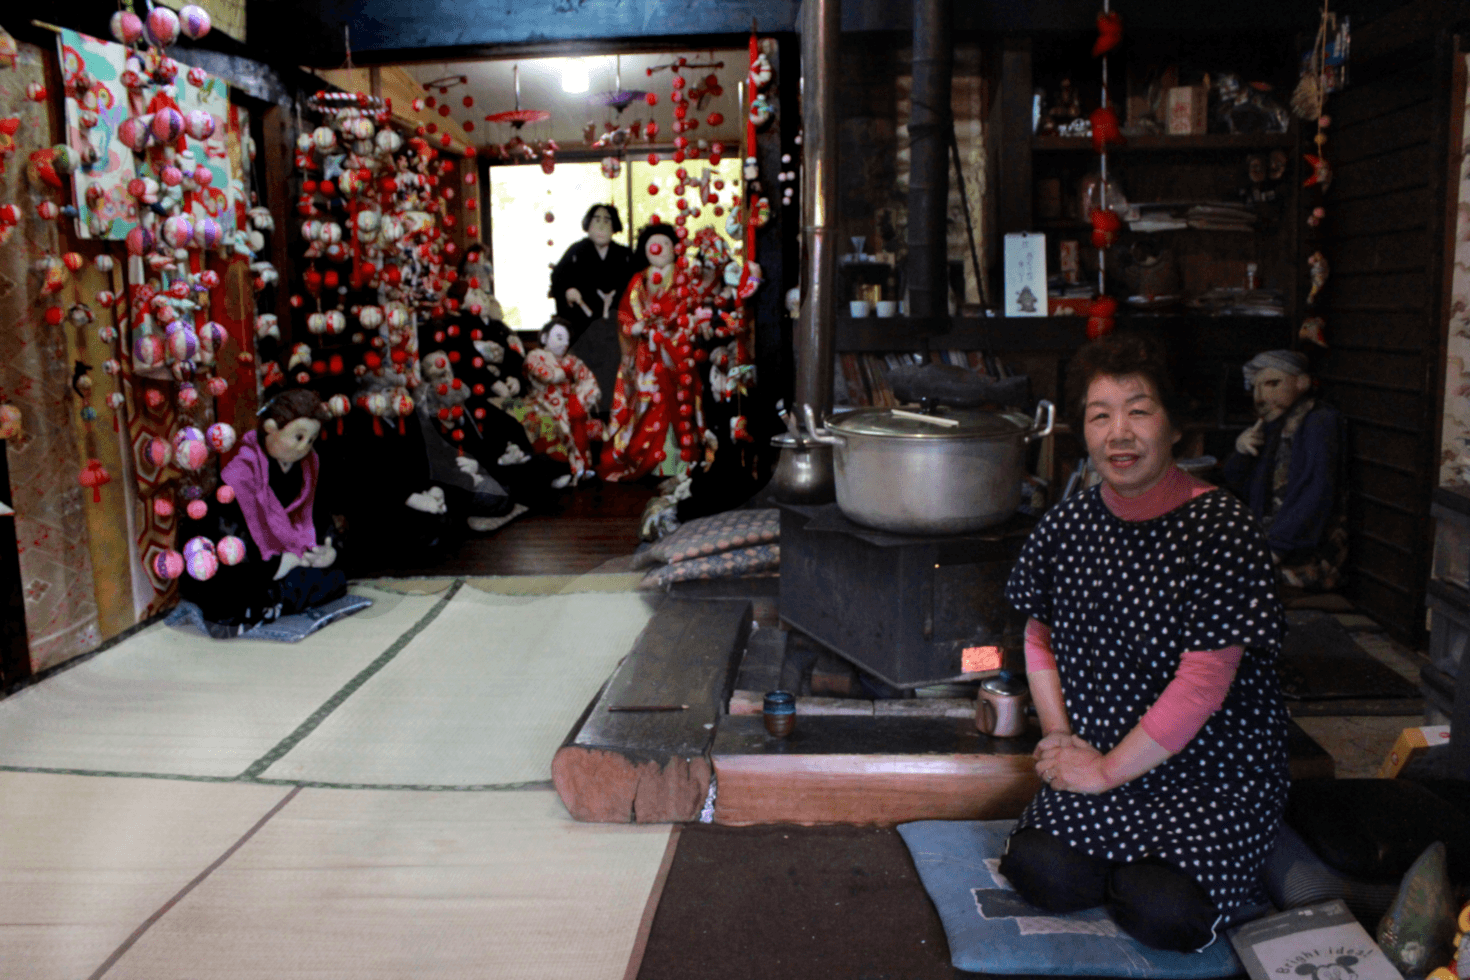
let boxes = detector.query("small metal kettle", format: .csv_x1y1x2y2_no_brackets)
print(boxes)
975,670,1030,738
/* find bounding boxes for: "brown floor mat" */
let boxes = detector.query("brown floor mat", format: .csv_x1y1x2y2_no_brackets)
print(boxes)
634,822,970,980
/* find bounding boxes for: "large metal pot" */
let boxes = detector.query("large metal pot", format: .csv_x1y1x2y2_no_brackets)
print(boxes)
802,400,1054,535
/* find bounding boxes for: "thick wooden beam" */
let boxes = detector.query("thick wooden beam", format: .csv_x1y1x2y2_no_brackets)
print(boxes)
553,598,751,823
712,714,1039,826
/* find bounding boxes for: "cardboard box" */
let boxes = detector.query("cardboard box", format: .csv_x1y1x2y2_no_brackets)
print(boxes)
1165,84,1209,135
1377,724,1450,778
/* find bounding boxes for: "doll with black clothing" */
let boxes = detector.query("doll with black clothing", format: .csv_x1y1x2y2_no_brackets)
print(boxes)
178,389,347,636
550,204,635,344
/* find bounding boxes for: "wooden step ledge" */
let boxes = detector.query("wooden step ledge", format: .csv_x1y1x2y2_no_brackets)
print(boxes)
553,597,752,823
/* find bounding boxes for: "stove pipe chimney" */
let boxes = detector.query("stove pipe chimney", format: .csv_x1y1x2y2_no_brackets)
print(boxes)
795,0,840,420
905,0,954,328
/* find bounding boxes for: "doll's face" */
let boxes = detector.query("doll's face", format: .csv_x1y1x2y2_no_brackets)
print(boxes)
263,416,322,466
422,350,452,384
543,323,571,358
1252,368,1312,422
587,209,614,248
645,234,676,268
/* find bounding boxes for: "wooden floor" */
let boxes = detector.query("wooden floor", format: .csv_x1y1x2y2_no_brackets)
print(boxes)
379,482,655,577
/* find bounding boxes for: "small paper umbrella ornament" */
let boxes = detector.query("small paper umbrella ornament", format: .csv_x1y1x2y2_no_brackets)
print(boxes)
151,107,185,144
186,499,208,520
178,5,212,40
161,214,194,249
183,538,218,581
145,6,180,46
206,422,236,453
153,549,184,580
78,458,111,503
144,437,172,468
174,437,209,471
134,333,166,368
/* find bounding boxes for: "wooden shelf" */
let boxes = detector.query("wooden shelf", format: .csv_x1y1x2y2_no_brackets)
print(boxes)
834,313,1289,353
1032,132,1297,152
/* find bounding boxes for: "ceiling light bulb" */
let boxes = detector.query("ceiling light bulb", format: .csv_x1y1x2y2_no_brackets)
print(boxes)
561,59,589,94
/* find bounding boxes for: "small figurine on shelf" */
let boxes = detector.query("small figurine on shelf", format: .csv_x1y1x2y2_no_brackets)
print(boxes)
1041,77,1081,134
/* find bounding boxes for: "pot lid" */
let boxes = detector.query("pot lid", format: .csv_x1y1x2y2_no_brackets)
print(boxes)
980,670,1027,696
827,406,1031,440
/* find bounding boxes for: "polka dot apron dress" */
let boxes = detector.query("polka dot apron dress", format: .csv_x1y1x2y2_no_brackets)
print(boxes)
1004,486,1290,918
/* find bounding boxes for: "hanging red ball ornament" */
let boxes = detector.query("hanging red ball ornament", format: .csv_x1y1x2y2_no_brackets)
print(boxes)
1093,11,1124,57
1089,208,1122,249
1089,107,1125,154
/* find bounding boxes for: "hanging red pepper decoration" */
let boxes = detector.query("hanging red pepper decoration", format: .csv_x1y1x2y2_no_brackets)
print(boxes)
1089,107,1124,154
1089,208,1122,249
1086,296,1118,340
1093,11,1124,57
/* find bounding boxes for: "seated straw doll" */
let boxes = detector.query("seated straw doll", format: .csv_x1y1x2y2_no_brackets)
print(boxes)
179,389,347,635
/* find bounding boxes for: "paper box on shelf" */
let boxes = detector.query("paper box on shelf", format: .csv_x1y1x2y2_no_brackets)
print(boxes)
1377,724,1450,778
1047,296,1092,316
1165,84,1209,135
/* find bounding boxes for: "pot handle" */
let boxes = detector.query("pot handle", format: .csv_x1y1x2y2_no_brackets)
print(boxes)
801,403,846,447
1025,400,1055,444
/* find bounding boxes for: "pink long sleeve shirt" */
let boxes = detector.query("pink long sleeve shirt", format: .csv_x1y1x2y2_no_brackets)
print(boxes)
1023,466,1244,753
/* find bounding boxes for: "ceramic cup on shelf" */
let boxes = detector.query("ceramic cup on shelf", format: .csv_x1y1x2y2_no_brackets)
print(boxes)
763,690,796,737
849,299,871,318
875,300,898,318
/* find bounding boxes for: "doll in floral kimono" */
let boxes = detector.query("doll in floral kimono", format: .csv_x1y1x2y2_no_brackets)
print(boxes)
511,318,602,483
598,224,714,482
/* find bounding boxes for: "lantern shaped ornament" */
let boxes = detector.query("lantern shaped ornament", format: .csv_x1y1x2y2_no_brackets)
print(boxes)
78,458,111,503
198,320,229,355
178,5,212,40
110,10,144,44
165,323,198,363
145,6,180,46
153,549,185,581
183,536,218,581
206,422,236,453
161,214,195,249
0,404,23,441
151,107,185,144
306,312,327,335
134,332,166,369
193,217,222,250
174,437,209,471
217,536,246,566
312,126,337,153
216,485,236,505
143,437,172,468
173,426,205,452
358,305,384,329
325,310,347,335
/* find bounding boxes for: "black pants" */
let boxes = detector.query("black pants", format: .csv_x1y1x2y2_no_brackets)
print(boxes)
998,828,1222,952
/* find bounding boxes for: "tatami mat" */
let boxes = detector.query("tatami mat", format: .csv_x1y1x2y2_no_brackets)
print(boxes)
0,588,442,778
104,789,673,980
0,772,292,980
466,572,648,595
260,588,659,787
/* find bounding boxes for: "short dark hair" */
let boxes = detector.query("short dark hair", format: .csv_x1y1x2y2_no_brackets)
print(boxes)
257,388,327,435
1064,332,1183,433
582,203,622,234
540,316,573,342
634,222,676,258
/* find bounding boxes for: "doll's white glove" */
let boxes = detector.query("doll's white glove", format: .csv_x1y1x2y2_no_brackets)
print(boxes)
456,455,481,478
1235,420,1265,457
498,444,530,466
302,536,337,568
274,552,302,580
406,487,448,514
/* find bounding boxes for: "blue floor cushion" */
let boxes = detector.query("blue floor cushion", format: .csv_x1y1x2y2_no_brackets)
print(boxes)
898,819,1245,978
167,594,373,642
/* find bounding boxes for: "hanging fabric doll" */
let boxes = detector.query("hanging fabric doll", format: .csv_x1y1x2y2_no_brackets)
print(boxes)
549,204,636,344
178,389,347,636
598,223,712,482
510,317,602,483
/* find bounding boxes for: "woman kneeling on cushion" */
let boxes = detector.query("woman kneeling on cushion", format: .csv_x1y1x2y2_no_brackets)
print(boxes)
1000,332,1288,952
181,389,347,634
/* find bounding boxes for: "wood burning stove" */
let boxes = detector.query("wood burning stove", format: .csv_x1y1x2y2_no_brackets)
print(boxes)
778,503,1032,689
